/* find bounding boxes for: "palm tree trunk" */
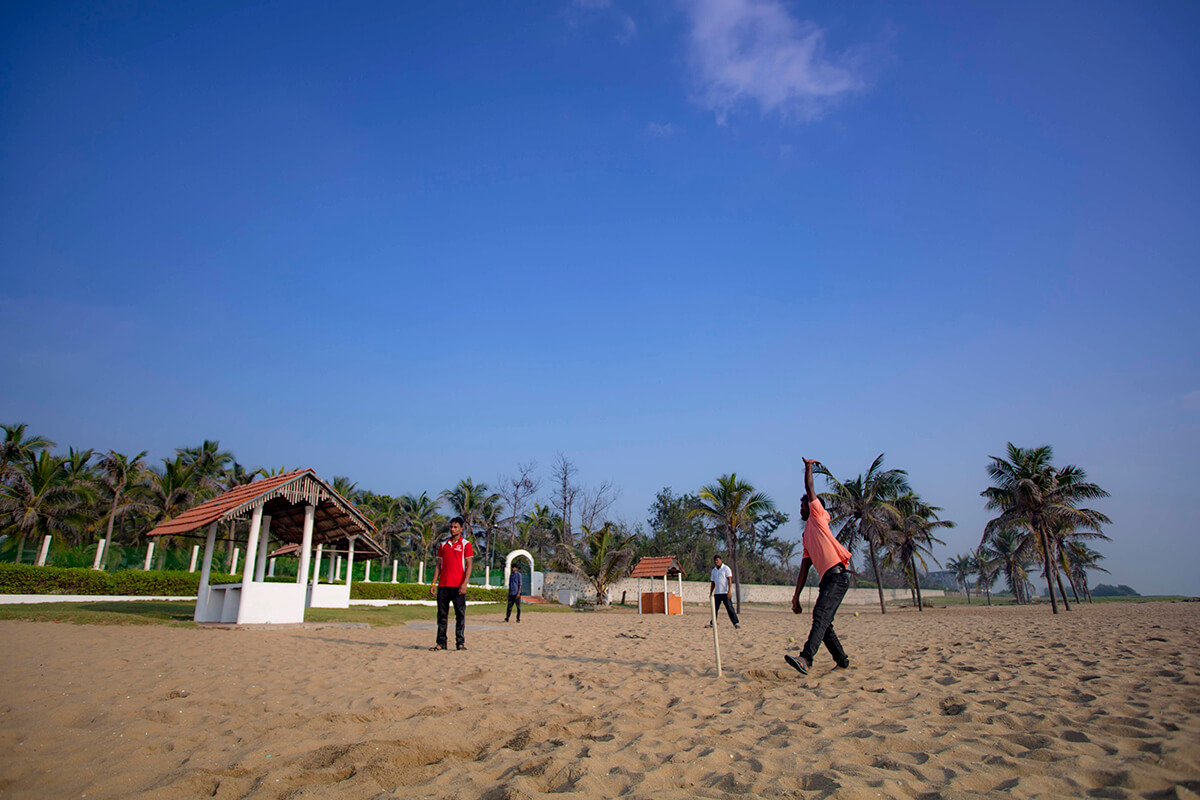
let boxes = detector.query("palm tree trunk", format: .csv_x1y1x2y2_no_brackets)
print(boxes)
1067,573,1081,604
1038,527,1059,614
985,584,992,605
911,556,923,611
1055,568,1072,611
728,530,742,614
102,489,121,571
963,579,972,604
868,541,887,614
15,535,26,565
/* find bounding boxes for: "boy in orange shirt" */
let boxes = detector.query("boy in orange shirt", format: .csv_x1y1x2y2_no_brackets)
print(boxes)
786,458,853,675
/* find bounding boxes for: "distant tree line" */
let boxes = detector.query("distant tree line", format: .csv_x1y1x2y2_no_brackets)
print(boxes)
1,423,1112,615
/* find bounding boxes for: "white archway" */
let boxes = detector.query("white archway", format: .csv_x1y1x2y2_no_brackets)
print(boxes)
504,549,535,594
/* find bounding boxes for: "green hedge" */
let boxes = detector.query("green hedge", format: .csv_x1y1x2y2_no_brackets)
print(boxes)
0,564,509,601
0,564,238,596
351,582,507,602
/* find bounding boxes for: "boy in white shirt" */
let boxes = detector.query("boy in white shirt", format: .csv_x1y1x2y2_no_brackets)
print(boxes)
706,555,741,629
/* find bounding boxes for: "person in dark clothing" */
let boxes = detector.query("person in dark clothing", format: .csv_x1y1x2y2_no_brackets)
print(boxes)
504,568,522,622
786,458,853,675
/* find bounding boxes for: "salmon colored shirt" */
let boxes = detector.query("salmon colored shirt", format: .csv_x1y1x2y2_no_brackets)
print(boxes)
802,498,852,578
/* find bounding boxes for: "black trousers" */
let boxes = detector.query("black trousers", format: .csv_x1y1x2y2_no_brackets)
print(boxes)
505,593,521,621
713,593,739,625
800,567,850,667
436,586,467,648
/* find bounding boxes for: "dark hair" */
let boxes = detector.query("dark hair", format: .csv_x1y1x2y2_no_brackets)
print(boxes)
713,554,723,561
450,516,465,527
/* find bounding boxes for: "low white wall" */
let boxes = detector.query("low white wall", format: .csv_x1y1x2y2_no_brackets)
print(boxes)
541,571,942,606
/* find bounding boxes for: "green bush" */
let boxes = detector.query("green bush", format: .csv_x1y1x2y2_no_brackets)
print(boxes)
350,582,507,602
0,564,511,601
0,564,238,596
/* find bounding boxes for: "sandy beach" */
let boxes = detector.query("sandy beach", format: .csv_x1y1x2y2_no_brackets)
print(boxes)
0,601,1196,799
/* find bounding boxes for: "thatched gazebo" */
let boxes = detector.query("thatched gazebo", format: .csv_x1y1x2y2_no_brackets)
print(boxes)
146,469,380,624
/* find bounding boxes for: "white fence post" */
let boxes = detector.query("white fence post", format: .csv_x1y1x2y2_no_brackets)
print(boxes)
35,535,52,567
364,560,371,582
189,545,199,573
418,561,425,584
391,560,398,583
92,540,106,570
335,556,342,582
143,541,155,570
268,558,276,578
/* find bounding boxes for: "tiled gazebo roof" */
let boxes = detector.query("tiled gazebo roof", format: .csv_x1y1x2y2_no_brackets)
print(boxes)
630,556,685,578
146,469,379,548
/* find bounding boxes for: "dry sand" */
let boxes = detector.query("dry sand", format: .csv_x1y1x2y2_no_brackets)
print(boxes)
0,601,1197,799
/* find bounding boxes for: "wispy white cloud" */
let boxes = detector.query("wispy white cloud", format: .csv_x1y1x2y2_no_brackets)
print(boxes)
680,0,865,123
567,0,637,43
646,122,676,137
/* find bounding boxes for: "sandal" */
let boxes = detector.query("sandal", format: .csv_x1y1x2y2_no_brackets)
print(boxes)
784,654,809,676
429,645,446,651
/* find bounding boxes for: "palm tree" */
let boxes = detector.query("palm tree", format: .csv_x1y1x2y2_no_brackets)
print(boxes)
688,473,775,614
561,523,635,605
401,492,443,573
146,456,197,529
818,455,911,614
971,546,996,605
177,440,233,500
773,539,800,570
331,476,359,503
0,423,54,482
981,444,1111,614
884,494,953,611
947,553,976,603
97,450,149,568
0,451,78,562
984,527,1035,604
442,479,501,572
1064,543,1108,602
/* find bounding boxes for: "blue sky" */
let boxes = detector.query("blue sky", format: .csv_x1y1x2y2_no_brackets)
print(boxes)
2,1,1197,594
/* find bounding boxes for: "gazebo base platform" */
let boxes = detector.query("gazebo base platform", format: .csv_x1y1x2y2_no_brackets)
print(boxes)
640,591,683,615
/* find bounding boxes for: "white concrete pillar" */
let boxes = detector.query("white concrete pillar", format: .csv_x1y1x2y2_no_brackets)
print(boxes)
143,541,155,571
326,545,335,582
240,507,263,591
297,505,315,586
189,544,199,573
196,522,219,622
335,556,342,582
254,515,271,582
347,536,357,589
35,535,52,567
418,561,425,584
391,560,398,583
678,573,684,614
313,544,323,584
363,560,371,582
231,547,240,575
268,558,276,578
92,539,106,570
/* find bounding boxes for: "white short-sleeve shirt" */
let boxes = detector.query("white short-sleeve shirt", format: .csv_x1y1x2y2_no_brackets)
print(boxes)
710,563,733,594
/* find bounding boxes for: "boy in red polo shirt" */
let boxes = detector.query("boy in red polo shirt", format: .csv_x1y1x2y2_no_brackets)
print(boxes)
786,458,853,675
429,517,473,651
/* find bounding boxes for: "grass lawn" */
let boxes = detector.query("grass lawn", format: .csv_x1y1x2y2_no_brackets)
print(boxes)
0,600,575,627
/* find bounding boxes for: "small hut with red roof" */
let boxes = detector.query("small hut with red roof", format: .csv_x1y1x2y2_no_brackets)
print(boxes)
630,556,686,615
146,469,382,624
